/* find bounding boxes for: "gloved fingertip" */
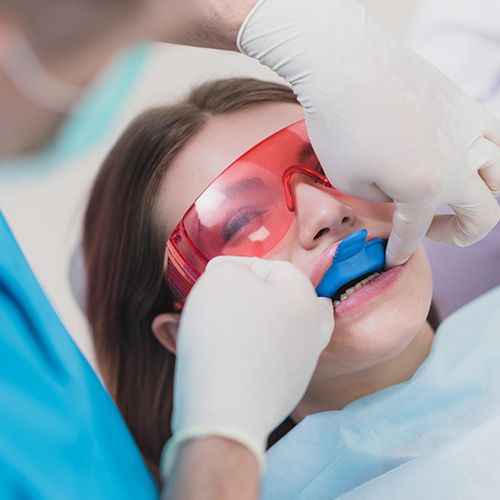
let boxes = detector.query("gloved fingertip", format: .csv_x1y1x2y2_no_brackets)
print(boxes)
205,255,229,270
317,298,334,349
319,324,334,351
206,255,255,272
384,245,410,269
317,296,334,311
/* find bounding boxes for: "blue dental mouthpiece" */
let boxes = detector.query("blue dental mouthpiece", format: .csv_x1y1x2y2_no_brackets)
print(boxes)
316,229,386,299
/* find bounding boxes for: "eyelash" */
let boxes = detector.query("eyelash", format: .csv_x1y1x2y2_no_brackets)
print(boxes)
222,208,267,244
220,163,328,243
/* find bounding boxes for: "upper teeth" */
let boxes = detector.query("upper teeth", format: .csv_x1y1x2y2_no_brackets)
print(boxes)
333,272,380,308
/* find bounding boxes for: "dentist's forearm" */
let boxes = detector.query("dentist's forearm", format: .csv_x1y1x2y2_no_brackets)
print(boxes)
163,437,260,500
157,0,257,50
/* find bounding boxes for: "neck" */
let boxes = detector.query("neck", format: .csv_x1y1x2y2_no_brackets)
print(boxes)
292,322,435,422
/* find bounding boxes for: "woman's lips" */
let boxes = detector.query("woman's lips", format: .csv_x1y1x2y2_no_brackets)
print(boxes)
310,243,340,288
333,263,406,319
310,230,383,289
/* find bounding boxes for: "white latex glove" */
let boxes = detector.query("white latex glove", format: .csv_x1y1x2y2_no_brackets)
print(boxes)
238,0,500,267
161,256,333,477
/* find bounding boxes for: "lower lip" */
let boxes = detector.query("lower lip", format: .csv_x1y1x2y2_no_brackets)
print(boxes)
333,264,405,319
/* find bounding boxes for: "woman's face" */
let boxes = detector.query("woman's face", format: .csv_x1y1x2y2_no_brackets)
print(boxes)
157,102,433,380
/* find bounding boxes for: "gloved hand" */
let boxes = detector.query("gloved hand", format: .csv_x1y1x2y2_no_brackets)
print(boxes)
161,256,334,477
238,0,500,267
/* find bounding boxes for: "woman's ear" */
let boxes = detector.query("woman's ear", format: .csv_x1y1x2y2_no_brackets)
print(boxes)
151,313,180,355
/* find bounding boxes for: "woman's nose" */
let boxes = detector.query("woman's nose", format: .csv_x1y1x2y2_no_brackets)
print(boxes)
293,182,357,250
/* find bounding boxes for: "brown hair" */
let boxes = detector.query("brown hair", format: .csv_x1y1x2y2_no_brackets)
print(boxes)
83,78,299,483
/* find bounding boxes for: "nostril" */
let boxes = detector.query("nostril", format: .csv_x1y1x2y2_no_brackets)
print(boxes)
341,216,351,225
314,228,329,240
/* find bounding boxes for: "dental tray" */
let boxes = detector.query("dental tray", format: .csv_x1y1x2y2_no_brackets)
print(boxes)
316,229,386,299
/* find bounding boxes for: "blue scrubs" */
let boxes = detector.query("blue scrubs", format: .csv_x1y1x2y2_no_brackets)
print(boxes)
0,212,157,499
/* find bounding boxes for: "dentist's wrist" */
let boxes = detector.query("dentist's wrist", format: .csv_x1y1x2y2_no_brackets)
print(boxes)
162,437,259,500
161,425,266,482
159,0,258,50
204,0,259,50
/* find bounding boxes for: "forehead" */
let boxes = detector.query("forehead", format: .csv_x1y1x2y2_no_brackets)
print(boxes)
157,101,304,234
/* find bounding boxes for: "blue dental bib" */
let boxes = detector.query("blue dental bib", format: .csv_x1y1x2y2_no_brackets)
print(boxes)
316,229,386,299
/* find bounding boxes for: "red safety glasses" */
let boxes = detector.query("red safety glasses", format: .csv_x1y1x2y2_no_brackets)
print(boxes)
165,119,331,301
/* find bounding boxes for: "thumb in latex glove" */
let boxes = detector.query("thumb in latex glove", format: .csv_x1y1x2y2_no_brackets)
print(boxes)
238,0,500,267
161,256,333,478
